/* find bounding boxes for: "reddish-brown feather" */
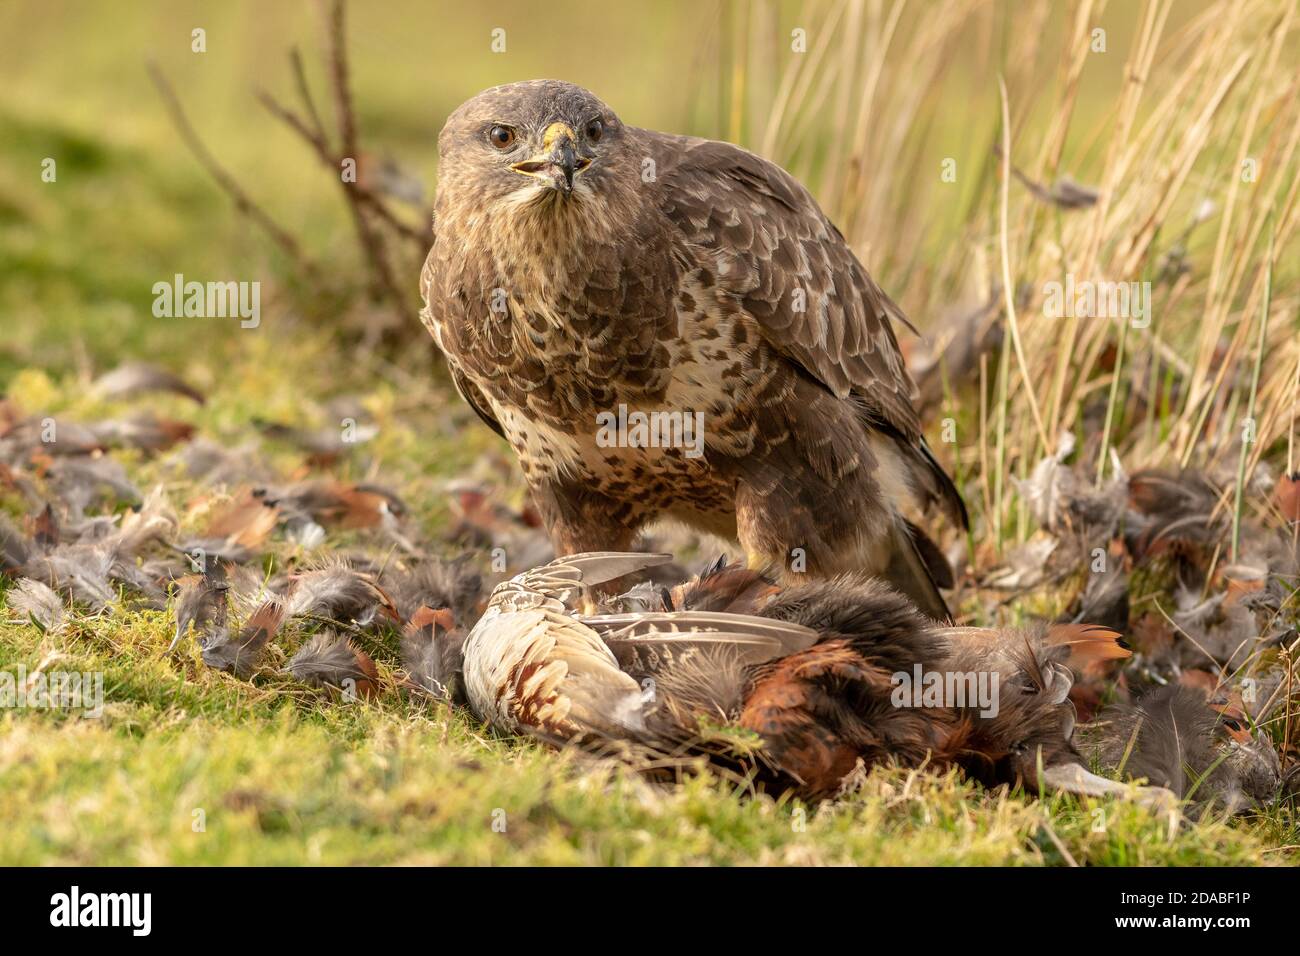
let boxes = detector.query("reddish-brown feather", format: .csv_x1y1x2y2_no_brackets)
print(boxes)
1044,622,1131,670
739,640,948,797
1277,472,1300,522
671,564,780,614
504,659,567,734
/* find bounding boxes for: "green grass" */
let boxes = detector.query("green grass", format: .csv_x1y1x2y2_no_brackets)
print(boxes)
0,609,1286,866
2,349,1296,866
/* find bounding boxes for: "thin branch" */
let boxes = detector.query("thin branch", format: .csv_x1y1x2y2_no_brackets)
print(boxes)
258,88,428,247
318,0,417,328
327,0,358,161
147,61,317,277
257,88,331,156
289,47,329,145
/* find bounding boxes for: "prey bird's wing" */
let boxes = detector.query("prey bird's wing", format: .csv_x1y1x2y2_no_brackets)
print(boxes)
643,130,922,443
582,609,820,680
463,605,648,737
462,553,676,736
492,551,676,610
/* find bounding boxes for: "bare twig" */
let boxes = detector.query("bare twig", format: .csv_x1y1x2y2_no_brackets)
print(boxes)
327,0,358,163
156,0,428,347
290,47,328,145
312,0,417,332
258,88,427,247
147,61,317,278
257,88,331,156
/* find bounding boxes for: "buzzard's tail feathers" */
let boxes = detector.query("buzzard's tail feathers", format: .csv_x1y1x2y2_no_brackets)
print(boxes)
917,438,970,530
882,521,953,623
905,519,954,589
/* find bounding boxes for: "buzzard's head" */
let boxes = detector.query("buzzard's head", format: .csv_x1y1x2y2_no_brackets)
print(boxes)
436,80,631,213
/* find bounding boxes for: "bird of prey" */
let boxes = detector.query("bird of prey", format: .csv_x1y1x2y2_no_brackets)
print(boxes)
457,552,1173,806
421,80,966,620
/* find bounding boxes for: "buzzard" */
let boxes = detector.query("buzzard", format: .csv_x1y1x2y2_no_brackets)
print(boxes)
421,80,966,620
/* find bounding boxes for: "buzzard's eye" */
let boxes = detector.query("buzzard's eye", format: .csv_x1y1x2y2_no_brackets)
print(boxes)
585,119,603,142
488,125,515,150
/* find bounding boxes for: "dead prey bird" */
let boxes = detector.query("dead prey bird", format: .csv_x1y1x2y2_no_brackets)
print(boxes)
459,552,1169,805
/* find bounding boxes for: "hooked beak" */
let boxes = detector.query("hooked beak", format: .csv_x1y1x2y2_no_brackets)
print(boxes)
511,122,591,196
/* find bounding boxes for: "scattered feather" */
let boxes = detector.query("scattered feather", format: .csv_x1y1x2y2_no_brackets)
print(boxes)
201,595,287,678
1277,472,1300,523
401,606,464,703
255,417,377,465
90,413,195,453
8,578,66,634
385,556,483,624
288,631,379,699
170,561,230,652
90,361,205,404
1082,685,1281,813
202,489,280,550
282,562,398,626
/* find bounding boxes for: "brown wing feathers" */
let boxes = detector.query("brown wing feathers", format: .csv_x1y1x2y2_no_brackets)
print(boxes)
646,131,966,620
650,133,924,441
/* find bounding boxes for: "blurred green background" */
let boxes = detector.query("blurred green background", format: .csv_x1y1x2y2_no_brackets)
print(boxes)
0,0,1173,380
